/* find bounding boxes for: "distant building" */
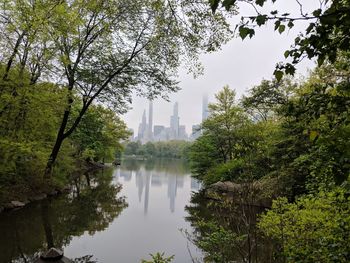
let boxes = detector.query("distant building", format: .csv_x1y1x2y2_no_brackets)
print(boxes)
137,110,147,143
128,128,134,141
147,100,153,141
136,100,206,143
179,125,188,140
202,94,209,122
169,102,179,140
190,124,201,141
154,125,166,141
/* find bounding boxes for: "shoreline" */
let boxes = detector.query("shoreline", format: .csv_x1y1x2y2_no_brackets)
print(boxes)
0,161,112,214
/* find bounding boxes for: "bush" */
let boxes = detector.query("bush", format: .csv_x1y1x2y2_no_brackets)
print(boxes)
258,187,350,263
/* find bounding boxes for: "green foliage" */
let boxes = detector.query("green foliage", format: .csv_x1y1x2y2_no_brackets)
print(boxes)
0,66,129,204
210,0,350,78
187,54,350,261
141,252,174,263
123,140,192,159
185,192,275,263
259,188,350,263
190,85,278,186
71,105,130,163
195,220,245,263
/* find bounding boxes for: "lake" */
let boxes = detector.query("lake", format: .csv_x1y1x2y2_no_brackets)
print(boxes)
0,158,203,263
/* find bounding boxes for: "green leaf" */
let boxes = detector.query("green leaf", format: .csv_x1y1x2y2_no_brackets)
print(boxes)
222,0,236,10
312,9,322,17
274,20,281,31
255,0,265,7
287,20,294,28
274,70,283,82
278,24,286,34
306,23,315,34
285,64,296,75
239,26,255,40
256,14,268,26
210,0,220,13
309,130,319,141
284,50,290,58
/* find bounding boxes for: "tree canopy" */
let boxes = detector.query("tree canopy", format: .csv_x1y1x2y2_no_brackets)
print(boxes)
209,0,350,80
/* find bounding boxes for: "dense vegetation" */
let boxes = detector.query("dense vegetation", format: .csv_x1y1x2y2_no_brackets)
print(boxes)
0,68,130,205
188,53,350,262
0,0,231,206
123,141,191,159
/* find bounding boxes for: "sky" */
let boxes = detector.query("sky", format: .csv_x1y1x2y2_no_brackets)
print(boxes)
123,1,320,135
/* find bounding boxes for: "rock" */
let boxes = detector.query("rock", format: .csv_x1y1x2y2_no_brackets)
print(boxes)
34,247,73,263
30,193,47,201
10,201,25,207
48,190,58,196
62,186,71,192
207,181,241,193
4,203,15,210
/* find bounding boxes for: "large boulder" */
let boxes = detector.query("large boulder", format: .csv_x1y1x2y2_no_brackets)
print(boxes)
11,200,25,207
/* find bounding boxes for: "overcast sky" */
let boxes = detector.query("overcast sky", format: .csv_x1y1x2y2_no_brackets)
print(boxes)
123,1,320,135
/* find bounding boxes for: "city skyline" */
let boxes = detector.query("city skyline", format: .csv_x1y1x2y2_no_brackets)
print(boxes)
132,95,209,142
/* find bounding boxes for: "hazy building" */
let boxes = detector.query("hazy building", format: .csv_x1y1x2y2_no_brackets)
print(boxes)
170,102,179,140
202,94,209,122
179,125,188,140
147,100,153,141
137,110,147,142
128,128,134,141
190,124,201,141
153,125,165,141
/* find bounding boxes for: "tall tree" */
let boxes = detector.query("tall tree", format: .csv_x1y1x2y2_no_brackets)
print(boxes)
43,0,233,178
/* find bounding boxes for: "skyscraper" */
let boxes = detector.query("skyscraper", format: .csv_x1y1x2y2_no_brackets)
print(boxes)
202,94,209,122
170,102,179,139
138,109,147,142
148,100,153,141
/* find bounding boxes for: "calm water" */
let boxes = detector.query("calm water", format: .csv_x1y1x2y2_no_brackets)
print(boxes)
0,159,202,263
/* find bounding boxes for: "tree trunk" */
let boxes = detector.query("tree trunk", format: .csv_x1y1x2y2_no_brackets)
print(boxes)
3,32,26,81
44,98,72,179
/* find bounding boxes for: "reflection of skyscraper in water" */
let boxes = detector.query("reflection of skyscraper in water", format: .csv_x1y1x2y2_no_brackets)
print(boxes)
144,171,151,215
167,175,177,213
135,170,144,202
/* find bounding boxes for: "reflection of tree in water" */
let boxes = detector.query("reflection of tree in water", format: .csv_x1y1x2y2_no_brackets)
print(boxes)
185,191,278,263
0,169,127,263
122,158,190,174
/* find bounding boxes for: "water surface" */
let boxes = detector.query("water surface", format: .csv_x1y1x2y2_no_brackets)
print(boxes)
0,158,202,263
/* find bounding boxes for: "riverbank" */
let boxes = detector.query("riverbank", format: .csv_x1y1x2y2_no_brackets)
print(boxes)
203,177,283,208
0,161,110,214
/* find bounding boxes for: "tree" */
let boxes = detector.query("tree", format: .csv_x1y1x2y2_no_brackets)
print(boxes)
241,78,296,121
0,0,234,180
71,105,130,163
209,0,350,80
41,0,233,178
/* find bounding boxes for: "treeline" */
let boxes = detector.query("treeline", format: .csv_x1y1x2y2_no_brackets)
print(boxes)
0,0,230,207
0,67,129,204
123,141,191,159
189,53,350,262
